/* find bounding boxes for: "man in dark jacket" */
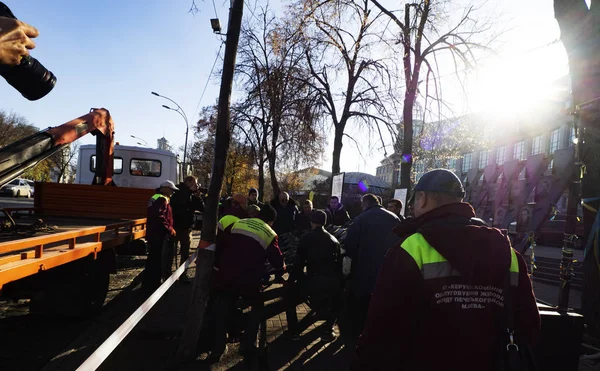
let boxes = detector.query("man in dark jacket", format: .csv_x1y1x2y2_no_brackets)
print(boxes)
271,191,298,235
386,198,405,221
143,180,178,292
325,196,351,226
344,193,401,337
210,205,285,360
285,210,342,342
352,169,540,371
170,176,204,278
248,187,264,208
295,199,314,232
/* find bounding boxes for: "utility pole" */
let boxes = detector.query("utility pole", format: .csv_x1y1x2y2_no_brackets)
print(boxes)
175,0,244,363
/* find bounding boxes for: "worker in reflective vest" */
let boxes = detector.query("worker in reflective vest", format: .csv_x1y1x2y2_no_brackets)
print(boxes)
352,169,540,371
213,213,240,271
210,204,285,361
143,180,178,293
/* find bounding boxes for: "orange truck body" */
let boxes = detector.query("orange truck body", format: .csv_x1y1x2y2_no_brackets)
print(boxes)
0,182,154,292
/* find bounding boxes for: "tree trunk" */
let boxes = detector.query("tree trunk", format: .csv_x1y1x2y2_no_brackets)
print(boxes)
268,149,280,197
400,97,415,192
258,157,265,202
554,0,600,335
175,0,244,362
331,123,344,176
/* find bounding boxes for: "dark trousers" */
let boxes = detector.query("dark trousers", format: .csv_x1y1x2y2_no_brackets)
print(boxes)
212,290,264,355
346,294,371,339
175,228,192,266
143,236,167,292
285,277,341,334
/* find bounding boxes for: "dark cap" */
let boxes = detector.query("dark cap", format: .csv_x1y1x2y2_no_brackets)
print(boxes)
260,204,277,223
311,210,327,226
414,169,465,197
248,187,258,195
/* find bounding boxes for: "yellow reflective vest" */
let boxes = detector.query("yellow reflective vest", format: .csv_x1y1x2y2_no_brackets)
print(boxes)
401,232,519,286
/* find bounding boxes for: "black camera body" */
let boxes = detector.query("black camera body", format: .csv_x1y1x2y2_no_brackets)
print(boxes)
0,2,56,100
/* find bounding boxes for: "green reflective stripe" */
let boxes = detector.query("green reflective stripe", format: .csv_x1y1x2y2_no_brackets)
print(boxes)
402,232,520,285
218,215,240,231
149,193,169,206
422,261,461,280
401,233,448,270
231,218,276,249
509,249,519,286
509,249,519,272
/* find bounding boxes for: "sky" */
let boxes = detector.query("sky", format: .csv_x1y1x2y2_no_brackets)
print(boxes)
0,0,570,176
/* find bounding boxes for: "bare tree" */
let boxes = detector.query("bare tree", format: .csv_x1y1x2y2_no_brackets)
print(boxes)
371,0,496,193
0,111,38,148
47,143,78,183
295,0,399,179
235,5,325,198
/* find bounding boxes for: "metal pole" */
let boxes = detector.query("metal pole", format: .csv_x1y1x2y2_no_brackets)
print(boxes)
558,105,583,312
152,93,190,178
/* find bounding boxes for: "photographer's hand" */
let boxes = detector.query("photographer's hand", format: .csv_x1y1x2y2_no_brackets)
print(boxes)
0,17,38,66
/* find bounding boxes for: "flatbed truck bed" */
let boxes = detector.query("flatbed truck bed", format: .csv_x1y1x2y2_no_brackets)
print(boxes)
0,182,154,316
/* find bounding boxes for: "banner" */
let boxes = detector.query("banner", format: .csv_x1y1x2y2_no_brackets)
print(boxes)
394,188,408,216
331,172,345,203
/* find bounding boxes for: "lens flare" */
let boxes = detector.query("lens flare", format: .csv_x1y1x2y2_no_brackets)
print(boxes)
401,154,412,163
358,179,369,192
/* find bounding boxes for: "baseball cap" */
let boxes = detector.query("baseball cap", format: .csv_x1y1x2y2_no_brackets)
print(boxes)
414,169,465,197
233,193,247,204
160,180,179,191
311,210,327,226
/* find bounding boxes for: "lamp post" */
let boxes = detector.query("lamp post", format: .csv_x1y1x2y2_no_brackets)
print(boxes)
130,135,150,148
151,92,190,178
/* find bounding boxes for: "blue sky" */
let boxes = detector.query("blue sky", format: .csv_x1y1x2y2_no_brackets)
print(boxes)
0,0,225,152
0,0,570,175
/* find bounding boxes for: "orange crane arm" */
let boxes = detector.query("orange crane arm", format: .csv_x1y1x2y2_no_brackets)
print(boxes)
0,108,115,187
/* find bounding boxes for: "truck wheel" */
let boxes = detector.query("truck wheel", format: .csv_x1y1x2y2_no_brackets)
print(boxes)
29,253,112,317
82,257,111,314
15,190,20,198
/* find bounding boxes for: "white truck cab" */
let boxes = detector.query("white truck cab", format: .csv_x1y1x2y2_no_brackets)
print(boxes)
75,144,179,189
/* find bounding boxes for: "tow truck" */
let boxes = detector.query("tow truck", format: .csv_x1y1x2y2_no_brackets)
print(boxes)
0,109,152,316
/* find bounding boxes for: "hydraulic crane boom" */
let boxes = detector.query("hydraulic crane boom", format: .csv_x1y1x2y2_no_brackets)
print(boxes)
0,108,115,187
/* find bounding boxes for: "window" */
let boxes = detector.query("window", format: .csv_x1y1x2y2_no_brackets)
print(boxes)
414,162,425,182
90,156,123,174
549,128,561,153
478,150,490,169
513,140,525,160
9,179,19,186
531,135,543,155
569,126,576,147
130,158,162,177
448,158,457,170
462,153,472,173
496,146,506,165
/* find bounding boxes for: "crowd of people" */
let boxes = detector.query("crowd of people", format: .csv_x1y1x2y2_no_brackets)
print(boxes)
143,169,540,370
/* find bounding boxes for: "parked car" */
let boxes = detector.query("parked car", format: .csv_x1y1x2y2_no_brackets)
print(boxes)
0,178,33,198
26,180,35,196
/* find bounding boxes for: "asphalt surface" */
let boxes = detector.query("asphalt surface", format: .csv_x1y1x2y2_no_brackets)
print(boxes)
0,196,34,210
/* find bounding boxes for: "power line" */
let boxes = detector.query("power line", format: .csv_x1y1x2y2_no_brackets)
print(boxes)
212,0,219,19
192,41,225,125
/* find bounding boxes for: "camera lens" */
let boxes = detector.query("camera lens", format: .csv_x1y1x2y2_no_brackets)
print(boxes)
0,56,57,101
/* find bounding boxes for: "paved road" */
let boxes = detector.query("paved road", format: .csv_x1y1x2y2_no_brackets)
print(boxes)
0,197,34,210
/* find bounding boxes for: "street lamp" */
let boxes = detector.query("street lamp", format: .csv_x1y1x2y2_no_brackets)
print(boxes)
130,135,150,148
151,92,190,178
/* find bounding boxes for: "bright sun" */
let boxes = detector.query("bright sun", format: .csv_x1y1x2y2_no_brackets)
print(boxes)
468,44,570,119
